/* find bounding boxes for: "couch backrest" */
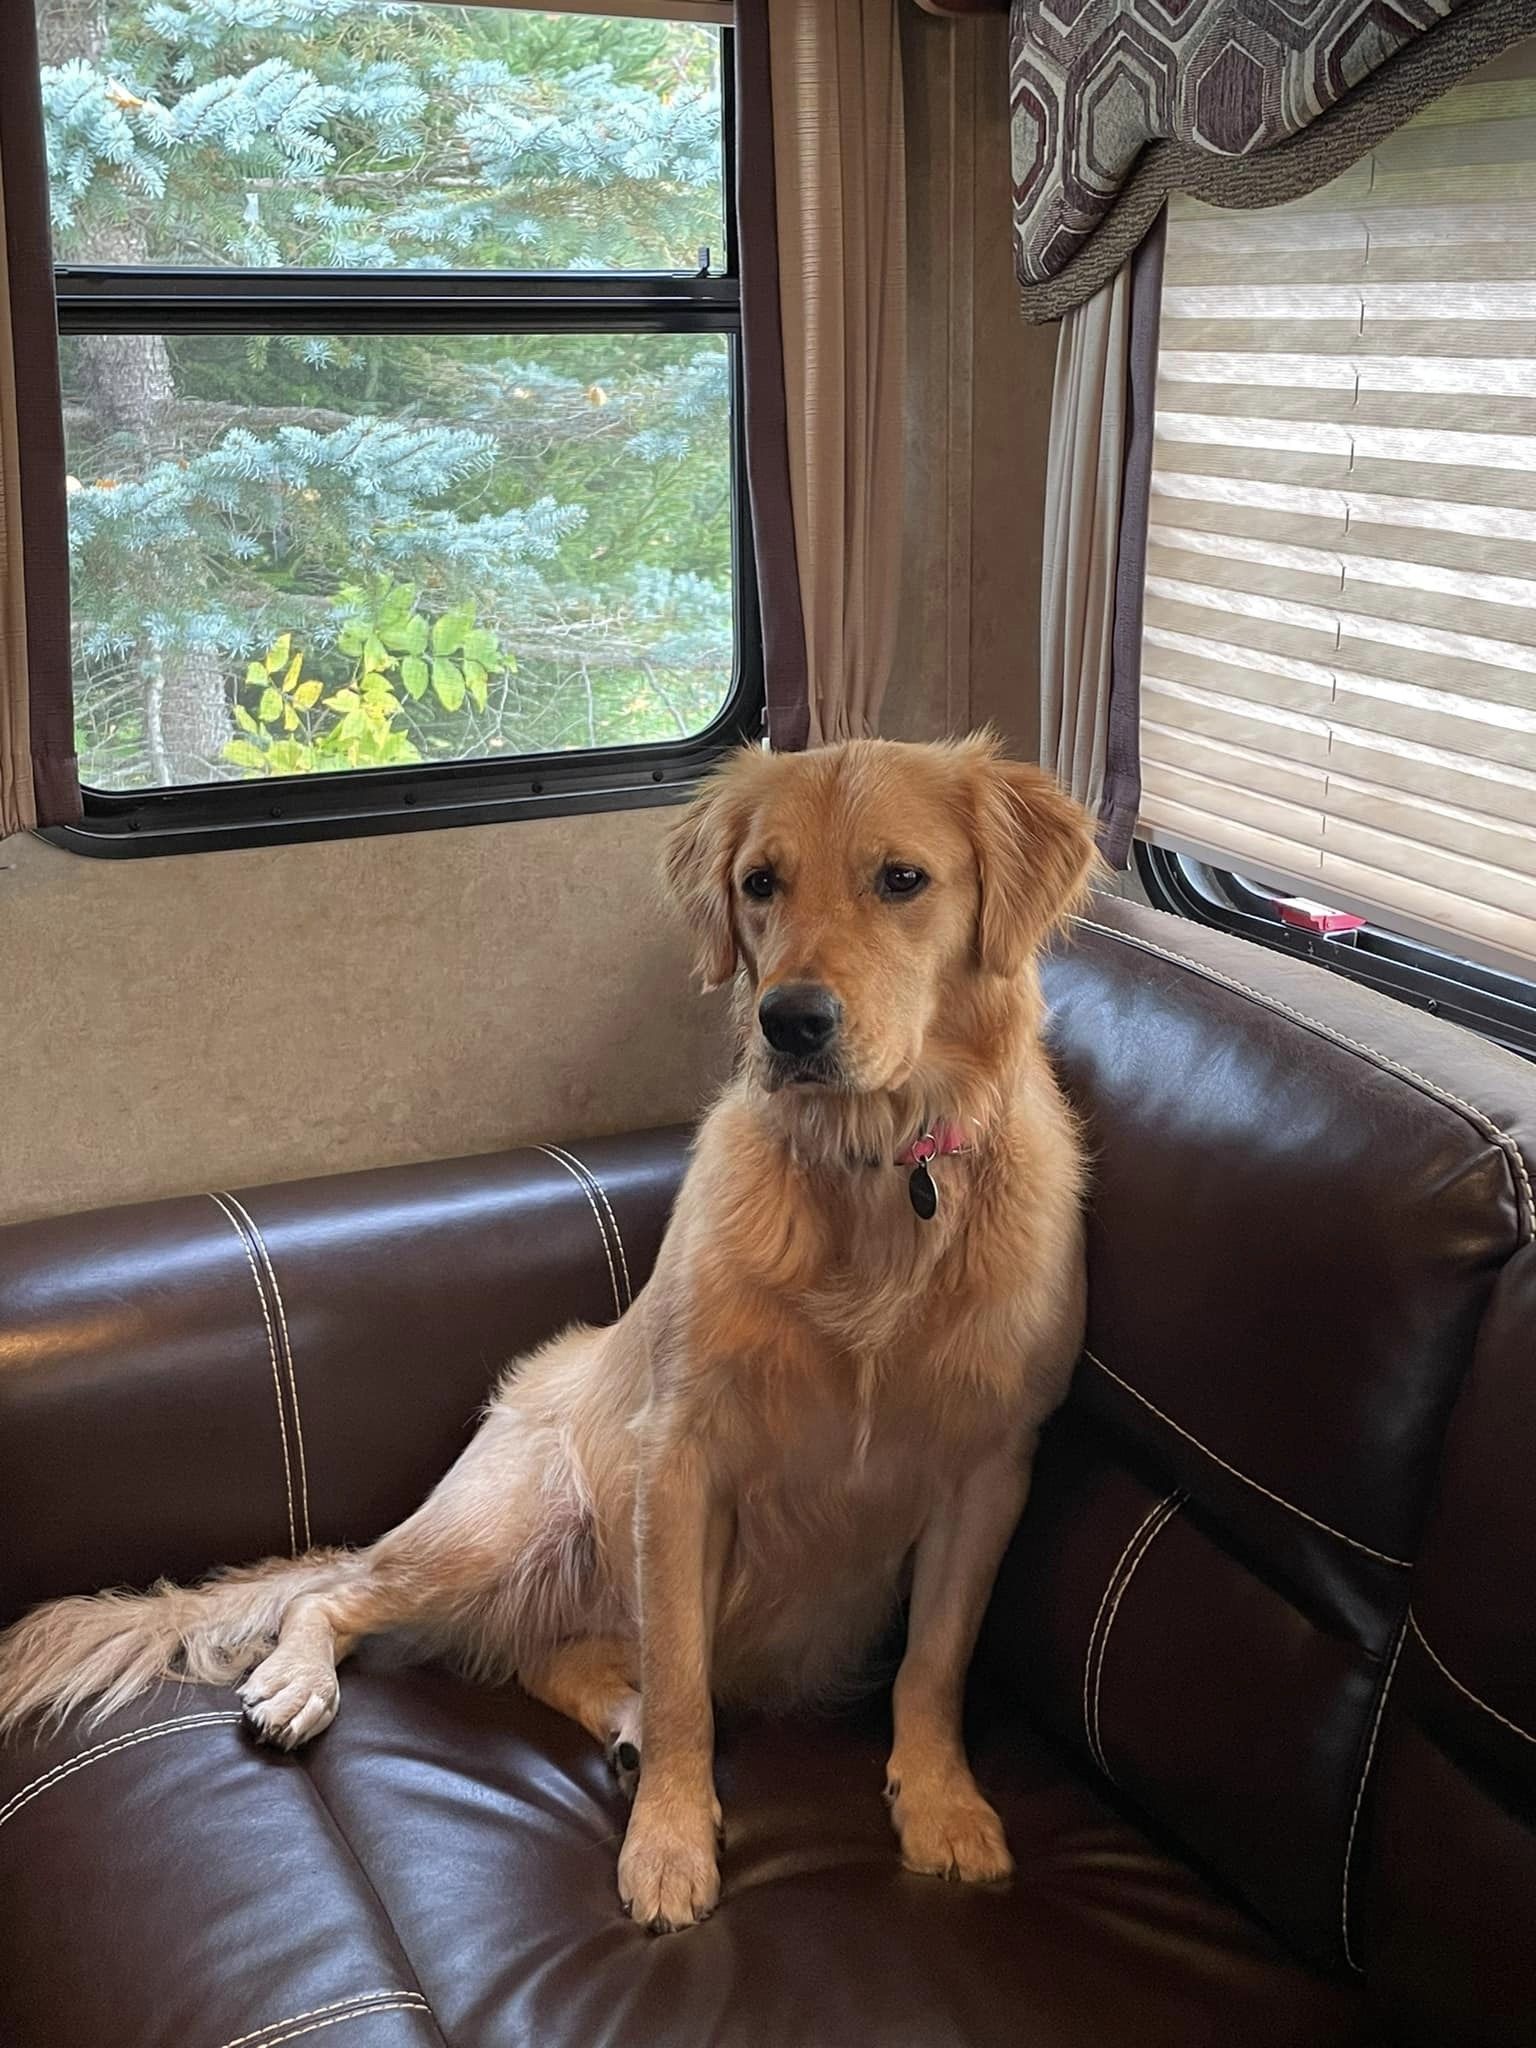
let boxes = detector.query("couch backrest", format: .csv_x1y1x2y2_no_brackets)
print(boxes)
1361,1236,1536,2047
0,1131,689,1626
983,900,1536,1987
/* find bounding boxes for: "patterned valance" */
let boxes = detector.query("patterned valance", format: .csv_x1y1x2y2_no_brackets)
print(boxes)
1011,0,1536,321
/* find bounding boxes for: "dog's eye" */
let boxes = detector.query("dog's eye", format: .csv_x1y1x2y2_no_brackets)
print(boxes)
741,867,776,901
879,864,927,898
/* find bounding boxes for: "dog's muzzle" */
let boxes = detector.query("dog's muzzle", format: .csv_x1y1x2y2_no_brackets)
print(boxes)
758,983,843,1086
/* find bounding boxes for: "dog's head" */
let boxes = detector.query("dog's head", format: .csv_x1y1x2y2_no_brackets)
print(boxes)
665,735,1099,1099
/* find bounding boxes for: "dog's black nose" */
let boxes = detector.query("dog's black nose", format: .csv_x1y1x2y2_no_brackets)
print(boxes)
759,983,841,1059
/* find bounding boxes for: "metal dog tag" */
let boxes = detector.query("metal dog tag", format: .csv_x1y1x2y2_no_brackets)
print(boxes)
908,1159,937,1220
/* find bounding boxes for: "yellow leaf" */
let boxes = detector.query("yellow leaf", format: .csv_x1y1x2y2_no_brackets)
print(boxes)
282,654,303,694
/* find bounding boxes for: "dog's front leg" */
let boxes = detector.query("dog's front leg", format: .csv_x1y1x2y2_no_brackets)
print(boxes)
617,1438,729,1932
886,1435,1033,1884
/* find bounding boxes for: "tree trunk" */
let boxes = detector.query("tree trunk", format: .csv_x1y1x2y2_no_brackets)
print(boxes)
43,0,232,783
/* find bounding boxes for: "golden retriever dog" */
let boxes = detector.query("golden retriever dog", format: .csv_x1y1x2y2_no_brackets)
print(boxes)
0,734,1097,1933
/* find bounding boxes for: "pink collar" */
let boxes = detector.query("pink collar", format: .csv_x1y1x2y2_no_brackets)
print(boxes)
896,1118,971,1168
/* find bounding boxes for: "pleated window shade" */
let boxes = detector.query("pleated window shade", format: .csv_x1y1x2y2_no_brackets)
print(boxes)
1139,45,1536,980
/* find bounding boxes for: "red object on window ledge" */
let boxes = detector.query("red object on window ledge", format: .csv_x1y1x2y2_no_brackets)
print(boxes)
1277,897,1368,936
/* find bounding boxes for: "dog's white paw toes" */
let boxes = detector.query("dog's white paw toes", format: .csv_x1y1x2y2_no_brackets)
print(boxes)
893,1787,1013,1885
238,1658,339,1751
617,1813,721,1932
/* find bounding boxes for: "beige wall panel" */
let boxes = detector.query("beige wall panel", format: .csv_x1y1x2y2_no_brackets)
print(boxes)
0,805,732,1225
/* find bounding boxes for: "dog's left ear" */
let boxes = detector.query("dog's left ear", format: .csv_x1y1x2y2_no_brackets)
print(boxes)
969,751,1101,977
664,764,749,990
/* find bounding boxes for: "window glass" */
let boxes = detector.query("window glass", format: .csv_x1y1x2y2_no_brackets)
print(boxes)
37,0,743,798
61,329,734,788
39,2,725,273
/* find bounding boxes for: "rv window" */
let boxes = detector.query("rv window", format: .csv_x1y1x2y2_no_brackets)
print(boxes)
38,0,759,853
1137,846,1536,1064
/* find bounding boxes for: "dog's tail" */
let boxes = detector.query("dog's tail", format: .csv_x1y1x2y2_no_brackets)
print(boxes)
0,1549,360,1738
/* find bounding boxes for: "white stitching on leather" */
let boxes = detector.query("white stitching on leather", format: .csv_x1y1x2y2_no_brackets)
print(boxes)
210,1193,297,1556
225,2000,432,2048
531,1146,623,1322
1082,1493,1176,1773
215,1992,431,2048
220,1192,312,1551
1409,1607,1536,1747
0,1711,242,1831
543,1144,633,1309
1085,1351,1411,1569
1091,1492,1185,1782
1341,1616,1407,1974
1075,917,1534,1244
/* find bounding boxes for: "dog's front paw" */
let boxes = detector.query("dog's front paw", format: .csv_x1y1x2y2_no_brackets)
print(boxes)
618,1797,721,1932
238,1650,339,1751
889,1776,1013,1885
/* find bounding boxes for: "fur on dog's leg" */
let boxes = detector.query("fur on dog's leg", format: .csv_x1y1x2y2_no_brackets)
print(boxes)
239,1397,608,1751
618,1444,730,1932
885,1437,1035,1885
519,1635,642,1794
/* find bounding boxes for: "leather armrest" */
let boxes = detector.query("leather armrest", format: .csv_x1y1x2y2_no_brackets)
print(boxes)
0,1129,690,1626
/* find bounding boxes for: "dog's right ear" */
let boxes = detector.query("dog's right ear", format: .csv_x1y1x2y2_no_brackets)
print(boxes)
664,764,750,991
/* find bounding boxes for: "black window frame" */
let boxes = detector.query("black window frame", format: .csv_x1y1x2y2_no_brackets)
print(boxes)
44,19,762,859
1136,844,1536,1065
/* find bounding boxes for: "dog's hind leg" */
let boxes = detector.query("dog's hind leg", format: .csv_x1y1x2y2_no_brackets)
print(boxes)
240,1398,597,1750
519,1635,643,1796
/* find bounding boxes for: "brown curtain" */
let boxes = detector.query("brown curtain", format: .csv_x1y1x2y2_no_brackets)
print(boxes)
738,0,908,749
1038,213,1163,864
0,3,77,837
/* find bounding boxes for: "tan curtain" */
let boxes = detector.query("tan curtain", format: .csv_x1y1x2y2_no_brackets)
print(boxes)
769,0,907,745
0,159,30,840
1038,268,1131,813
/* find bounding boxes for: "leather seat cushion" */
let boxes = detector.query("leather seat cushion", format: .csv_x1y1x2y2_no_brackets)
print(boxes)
0,1654,1379,2048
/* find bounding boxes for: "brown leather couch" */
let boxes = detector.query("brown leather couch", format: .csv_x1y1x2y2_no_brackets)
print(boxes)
2,897,1533,2048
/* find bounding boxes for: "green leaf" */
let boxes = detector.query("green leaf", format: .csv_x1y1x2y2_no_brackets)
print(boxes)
234,704,259,735
400,656,429,701
324,689,361,713
293,680,322,710
244,662,267,690
432,658,465,712
222,739,268,771
461,629,500,668
363,634,391,674
465,660,488,712
379,581,416,624
431,608,471,657
384,613,429,655
258,688,284,724
263,633,292,675
337,709,369,743
337,621,367,657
